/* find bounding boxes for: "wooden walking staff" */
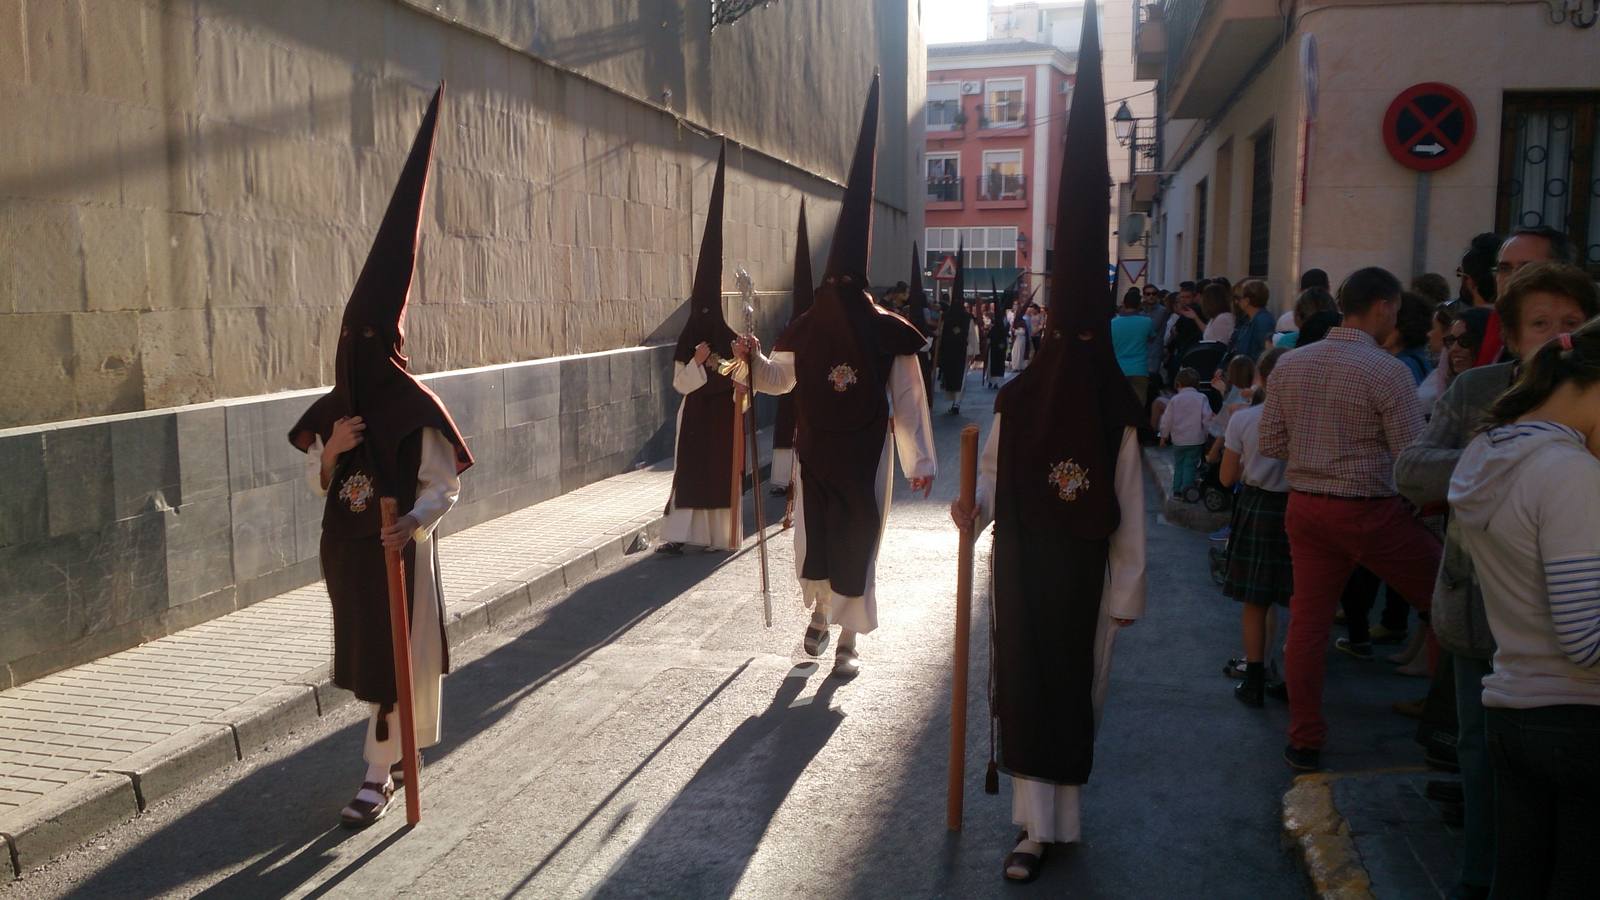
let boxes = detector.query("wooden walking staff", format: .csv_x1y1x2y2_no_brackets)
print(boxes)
947,424,980,831
379,498,423,826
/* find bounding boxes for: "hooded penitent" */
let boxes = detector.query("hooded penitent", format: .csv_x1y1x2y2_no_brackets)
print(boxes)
908,242,932,339
937,241,973,392
667,144,742,511
988,272,1010,375
772,201,814,456
989,0,1144,786
774,72,925,597
776,73,925,490
287,83,470,704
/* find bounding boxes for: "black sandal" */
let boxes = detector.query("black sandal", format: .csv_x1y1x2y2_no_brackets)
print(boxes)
339,780,394,829
803,624,830,657
1003,831,1045,884
653,542,685,556
389,753,422,786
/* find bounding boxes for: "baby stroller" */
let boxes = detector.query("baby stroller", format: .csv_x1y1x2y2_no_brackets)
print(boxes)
1181,454,1234,513
1179,340,1229,412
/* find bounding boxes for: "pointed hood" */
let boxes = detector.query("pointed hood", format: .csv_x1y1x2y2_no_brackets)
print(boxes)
908,242,931,336
941,237,971,335
1047,0,1112,339
773,201,815,452
771,73,924,488
290,83,472,482
675,144,737,363
994,0,1141,539
790,199,814,322
824,71,880,286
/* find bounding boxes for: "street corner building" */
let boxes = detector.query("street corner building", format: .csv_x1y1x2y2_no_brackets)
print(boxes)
0,0,927,691
1136,0,1600,308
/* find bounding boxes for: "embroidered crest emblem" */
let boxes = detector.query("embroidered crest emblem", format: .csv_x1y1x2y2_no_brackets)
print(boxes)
828,364,858,393
339,472,374,513
1048,460,1090,502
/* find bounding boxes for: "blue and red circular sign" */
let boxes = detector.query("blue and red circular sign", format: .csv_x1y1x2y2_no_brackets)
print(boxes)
1383,83,1476,172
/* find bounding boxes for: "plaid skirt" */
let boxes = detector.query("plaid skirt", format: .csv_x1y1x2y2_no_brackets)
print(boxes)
1223,485,1293,607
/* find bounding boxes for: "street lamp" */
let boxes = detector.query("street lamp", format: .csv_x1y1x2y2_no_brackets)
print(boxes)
1112,100,1135,147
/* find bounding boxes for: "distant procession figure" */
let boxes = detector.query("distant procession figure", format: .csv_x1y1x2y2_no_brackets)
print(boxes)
769,202,816,494
952,2,1149,883
287,85,474,830
658,145,790,555
765,73,938,680
986,278,1011,389
937,251,979,415
1008,296,1032,374
907,243,938,405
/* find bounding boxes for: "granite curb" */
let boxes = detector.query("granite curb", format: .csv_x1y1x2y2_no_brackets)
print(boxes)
0,446,776,880
1283,772,1375,899
0,514,668,881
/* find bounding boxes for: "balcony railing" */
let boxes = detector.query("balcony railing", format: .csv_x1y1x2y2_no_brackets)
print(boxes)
1160,0,1285,120
980,172,1027,201
1134,3,1167,81
977,102,1028,130
926,176,963,203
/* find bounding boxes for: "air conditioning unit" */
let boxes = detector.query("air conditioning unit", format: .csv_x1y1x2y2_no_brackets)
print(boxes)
1058,82,1071,94
960,81,981,96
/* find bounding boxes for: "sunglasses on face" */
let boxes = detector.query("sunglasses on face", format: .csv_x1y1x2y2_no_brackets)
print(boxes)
1443,334,1478,349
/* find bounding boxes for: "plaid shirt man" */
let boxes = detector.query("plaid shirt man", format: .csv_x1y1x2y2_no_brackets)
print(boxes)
1258,320,1440,761
1259,327,1426,496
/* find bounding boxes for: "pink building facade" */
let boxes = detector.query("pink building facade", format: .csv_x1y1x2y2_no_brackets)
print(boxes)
925,40,1075,300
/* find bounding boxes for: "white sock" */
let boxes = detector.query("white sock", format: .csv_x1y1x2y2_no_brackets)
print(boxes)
1006,838,1045,876
348,762,393,806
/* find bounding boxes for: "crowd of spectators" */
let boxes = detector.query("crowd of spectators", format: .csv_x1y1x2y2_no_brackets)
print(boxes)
1123,226,1598,899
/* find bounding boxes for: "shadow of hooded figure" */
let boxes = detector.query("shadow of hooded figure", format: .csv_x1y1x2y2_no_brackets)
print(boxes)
590,665,846,899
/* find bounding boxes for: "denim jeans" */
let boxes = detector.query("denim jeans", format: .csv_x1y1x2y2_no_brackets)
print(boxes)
1454,656,1494,891
1171,444,1203,494
1485,704,1600,898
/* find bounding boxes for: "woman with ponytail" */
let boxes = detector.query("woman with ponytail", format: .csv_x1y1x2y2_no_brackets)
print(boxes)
1446,263,1600,898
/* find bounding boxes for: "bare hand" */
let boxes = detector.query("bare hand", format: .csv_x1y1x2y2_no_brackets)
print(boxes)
693,342,712,365
734,335,761,360
949,497,978,531
380,514,419,551
324,416,365,461
909,475,934,498
1113,617,1136,628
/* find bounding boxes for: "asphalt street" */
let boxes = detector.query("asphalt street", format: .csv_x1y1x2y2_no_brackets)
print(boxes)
3,373,1421,898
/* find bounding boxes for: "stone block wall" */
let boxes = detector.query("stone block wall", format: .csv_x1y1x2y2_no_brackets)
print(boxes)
0,339,784,689
0,0,924,428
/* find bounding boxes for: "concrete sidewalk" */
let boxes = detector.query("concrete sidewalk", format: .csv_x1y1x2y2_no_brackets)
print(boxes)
0,440,775,878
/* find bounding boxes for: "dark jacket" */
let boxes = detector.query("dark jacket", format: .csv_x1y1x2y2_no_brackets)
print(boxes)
1394,362,1517,658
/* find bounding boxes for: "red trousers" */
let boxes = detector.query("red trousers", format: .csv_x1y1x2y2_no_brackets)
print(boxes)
1283,493,1441,750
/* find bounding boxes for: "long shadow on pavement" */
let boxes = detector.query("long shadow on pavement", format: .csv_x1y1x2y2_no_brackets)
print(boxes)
583,666,844,899
57,529,765,900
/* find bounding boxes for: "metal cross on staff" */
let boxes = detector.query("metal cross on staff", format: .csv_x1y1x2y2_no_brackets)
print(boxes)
735,267,774,628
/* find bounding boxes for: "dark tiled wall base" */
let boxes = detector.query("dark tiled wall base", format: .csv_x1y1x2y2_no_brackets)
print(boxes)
0,344,679,689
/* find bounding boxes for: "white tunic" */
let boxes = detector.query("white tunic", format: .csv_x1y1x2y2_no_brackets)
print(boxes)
765,351,938,634
304,428,460,765
662,354,792,550
973,419,1146,843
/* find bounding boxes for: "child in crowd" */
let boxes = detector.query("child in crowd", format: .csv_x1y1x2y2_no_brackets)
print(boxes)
1159,367,1213,499
1207,354,1257,464
1219,348,1291,706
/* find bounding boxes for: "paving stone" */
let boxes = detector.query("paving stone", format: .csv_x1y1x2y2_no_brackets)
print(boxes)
0,449,700,875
